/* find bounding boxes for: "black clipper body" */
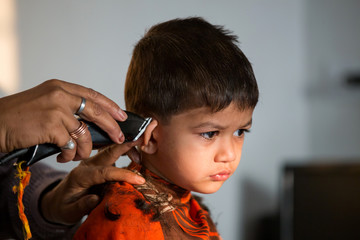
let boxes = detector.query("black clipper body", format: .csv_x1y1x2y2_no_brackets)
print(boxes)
0,111,151,167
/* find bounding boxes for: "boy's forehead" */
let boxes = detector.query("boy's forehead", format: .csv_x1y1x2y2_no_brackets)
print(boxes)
166,104,254,126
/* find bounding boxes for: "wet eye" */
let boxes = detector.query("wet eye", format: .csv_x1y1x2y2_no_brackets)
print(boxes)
201,131,218,140
233,129,249,137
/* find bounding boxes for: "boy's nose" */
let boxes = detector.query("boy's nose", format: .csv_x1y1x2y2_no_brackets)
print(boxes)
214,140,237,163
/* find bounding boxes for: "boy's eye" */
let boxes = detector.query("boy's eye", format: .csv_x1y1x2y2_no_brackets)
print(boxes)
200,131,218,139
233,129,249,137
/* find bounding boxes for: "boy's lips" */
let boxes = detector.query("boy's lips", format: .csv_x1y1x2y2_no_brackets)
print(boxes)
210,170,231,181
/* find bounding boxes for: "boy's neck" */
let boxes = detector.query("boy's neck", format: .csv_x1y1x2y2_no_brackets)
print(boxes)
140,154,174,184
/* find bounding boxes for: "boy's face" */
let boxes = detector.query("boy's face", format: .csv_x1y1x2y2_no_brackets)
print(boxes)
143,103,254,194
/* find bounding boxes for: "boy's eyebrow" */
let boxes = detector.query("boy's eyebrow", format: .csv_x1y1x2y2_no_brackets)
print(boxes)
192,118,253,129
242,119,253,128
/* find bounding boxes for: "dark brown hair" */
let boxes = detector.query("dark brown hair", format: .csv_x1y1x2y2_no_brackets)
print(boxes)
125,17,258,122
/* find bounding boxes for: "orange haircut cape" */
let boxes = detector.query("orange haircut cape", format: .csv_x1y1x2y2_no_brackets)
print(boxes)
74,162,220,240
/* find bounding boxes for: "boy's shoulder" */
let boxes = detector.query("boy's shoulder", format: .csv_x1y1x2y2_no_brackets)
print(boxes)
73,181,164,240
74,180,221,240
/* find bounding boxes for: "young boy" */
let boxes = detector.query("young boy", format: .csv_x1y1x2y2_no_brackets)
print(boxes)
74,17,258,240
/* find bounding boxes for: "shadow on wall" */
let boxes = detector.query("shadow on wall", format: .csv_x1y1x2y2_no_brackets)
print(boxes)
239,178,280,240
240,159,360,240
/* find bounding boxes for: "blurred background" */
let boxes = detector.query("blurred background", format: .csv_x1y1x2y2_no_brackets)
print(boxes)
1,0,360,239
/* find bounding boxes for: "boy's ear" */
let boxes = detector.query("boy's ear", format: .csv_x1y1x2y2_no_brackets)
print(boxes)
140,119,158,154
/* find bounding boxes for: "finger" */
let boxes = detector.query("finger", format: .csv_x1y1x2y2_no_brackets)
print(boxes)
43,96,94,162
84,88,127,121
45,80,125,144
86,141,138,166
59,115,93,161
52,79,127,121
76,98,124,144
70,122,93,161
73,132,93,161
57,148,76,163
48,129,77,163
91,166,145,185
73,165,145,187
126,147,141,164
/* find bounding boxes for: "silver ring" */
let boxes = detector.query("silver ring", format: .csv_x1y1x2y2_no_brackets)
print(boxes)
76,97,86,115
61,138,75,150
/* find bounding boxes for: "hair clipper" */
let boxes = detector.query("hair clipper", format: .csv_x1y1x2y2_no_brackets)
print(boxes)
0,111,152,167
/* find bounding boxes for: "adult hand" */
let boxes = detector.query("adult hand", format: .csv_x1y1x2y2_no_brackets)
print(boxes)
40,140,143,225
0,79,127,162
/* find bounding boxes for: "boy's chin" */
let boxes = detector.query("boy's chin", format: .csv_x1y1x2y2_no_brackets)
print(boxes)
192,183,224,194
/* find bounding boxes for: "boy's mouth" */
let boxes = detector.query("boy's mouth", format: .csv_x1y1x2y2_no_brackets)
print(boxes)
209,171,231,181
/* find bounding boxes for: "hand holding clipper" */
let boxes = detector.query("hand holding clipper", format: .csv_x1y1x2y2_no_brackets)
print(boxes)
0,111,151,167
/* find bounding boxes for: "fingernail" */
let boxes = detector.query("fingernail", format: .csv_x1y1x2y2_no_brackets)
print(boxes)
135,176,146,184
119,132,125,143
118,110,127,121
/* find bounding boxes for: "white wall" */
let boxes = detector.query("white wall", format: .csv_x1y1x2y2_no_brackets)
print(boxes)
305,0,360,159
4,0,359,239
